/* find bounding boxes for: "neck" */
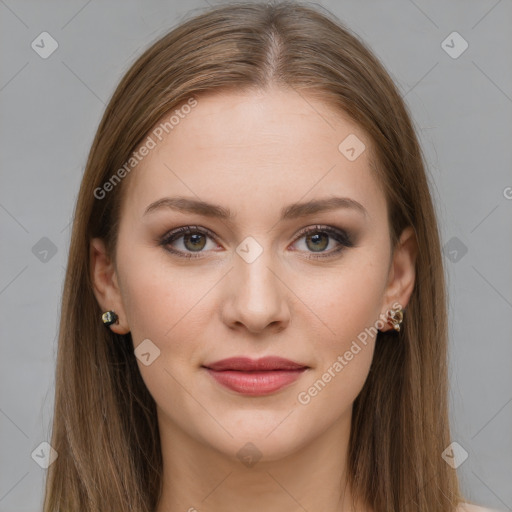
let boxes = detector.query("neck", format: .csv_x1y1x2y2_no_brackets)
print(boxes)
154,406,365,512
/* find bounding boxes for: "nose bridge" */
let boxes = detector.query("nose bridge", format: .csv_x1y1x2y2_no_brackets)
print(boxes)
236,238,281,304
225,235,290,332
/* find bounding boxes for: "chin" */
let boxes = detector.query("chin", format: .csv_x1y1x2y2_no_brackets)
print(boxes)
194,415,312,464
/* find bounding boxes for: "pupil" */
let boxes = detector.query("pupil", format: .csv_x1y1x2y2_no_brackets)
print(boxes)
307,232,328,252
185,234,205,251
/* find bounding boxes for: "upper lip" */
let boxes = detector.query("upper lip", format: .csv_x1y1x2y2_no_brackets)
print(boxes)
203,356,308,372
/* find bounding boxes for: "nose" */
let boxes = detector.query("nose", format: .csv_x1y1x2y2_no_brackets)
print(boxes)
220,248,291,335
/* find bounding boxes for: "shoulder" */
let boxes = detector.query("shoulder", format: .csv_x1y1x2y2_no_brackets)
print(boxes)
457,503,501,512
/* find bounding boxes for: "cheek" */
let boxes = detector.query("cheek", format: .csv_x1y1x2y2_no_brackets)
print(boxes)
116,254,212,407
294,254,388,406
294,283,382,428
118,247,212,343
293,342,373,446
305,258,388,350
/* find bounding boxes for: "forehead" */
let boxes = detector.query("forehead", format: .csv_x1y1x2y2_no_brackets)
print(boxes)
121,86,386,223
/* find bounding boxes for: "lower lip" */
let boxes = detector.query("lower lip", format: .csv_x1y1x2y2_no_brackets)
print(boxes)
204,368,307,396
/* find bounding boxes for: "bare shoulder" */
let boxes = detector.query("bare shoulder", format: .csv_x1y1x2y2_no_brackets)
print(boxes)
457,503,501,512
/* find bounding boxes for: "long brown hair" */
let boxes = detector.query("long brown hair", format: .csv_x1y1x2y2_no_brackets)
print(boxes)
43,2,464,510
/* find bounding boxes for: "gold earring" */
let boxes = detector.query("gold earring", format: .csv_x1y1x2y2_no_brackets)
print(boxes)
387,305,404,332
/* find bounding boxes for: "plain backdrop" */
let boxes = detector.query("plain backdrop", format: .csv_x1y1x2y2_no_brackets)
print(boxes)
0,1,511,511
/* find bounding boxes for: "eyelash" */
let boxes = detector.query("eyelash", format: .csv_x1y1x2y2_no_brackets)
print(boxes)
159,224,354,260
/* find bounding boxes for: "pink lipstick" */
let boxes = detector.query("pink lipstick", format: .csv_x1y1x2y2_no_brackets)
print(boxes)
202,356,308,396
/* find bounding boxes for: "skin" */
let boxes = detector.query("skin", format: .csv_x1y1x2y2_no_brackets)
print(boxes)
91,86,418,512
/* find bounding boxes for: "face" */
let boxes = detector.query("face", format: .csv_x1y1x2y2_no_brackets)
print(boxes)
91,86,416,462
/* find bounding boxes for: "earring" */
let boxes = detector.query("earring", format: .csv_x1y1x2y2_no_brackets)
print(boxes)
102,310,119,327
387,305,404,332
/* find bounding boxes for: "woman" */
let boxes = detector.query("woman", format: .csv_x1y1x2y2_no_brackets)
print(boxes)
42,2,498,511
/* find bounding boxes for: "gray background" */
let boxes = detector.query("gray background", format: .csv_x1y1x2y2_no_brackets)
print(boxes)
1,1,511,510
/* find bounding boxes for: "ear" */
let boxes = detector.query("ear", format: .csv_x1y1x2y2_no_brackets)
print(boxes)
379,226,417,332
90,237,130,335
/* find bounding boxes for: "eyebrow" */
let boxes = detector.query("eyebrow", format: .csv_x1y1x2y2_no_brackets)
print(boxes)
143,195,368,220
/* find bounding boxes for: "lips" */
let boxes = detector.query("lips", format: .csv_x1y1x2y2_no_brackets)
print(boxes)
203,356,308,372
202,357,309,396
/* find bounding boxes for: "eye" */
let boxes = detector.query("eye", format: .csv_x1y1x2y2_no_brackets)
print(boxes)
159,224,355,259
290,224,354,259
159,225,219,259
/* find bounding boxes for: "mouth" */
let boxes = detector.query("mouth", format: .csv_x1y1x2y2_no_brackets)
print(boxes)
202,356,308,372
201,356,309,396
